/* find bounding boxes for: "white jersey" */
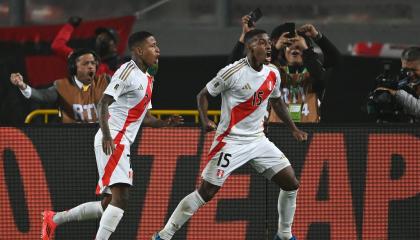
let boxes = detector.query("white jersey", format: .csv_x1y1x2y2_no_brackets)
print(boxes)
206,58,281,143
95,60,153,146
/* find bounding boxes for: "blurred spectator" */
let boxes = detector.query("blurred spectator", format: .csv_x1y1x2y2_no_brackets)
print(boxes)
51,16,121,76
229,14,340,123
376,46,420,120
10,48,109,123
268,24,340,123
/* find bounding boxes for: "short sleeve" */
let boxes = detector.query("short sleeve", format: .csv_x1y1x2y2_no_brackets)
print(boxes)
269,68,282,98
103,78,127,100
206,65,237,96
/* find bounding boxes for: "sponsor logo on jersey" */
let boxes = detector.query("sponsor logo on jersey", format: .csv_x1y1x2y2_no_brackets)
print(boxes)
114,84,119,90
242,83,252,90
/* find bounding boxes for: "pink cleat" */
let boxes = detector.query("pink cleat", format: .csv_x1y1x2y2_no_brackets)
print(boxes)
41,210,57,240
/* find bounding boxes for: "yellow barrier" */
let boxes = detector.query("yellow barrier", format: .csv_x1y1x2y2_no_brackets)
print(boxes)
25,109,59,124
25,109,221,124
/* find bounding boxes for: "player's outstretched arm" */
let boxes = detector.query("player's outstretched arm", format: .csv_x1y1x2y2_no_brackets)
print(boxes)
269,97,308,141
142,110,184,128
197,87,217,132
98,94,115,155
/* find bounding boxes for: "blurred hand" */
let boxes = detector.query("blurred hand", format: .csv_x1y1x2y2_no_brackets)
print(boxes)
68,16,82,28
298,24,319,39
102,135,115,155
292,35,309,50
10,73,27,90
376,87,397,95
166,115,184,126
241,15,254,33
239,15,255,43
275,32,294,50
202,119,217,132
292,129,308,142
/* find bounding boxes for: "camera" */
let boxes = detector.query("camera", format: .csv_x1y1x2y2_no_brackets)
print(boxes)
367,62,415,122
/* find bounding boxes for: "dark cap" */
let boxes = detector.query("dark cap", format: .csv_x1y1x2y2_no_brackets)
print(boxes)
95,27,119,43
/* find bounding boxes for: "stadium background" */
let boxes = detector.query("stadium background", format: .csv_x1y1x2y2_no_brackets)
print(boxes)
1,125,419,239
0,0,419,239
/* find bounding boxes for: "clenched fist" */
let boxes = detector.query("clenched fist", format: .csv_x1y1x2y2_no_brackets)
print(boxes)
10,73,27,90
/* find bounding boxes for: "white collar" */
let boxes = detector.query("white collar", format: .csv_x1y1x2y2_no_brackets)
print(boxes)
74,76,84,89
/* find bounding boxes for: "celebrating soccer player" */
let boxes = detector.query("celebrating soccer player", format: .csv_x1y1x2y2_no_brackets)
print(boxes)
41,31,183,240
152,29,307,240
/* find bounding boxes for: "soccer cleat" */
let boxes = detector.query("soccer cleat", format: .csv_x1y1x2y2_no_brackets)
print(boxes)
273,235,297,240
151,232,163,240
41,210,57,240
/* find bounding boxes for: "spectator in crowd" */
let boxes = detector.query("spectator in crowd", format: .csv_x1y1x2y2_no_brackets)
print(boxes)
51,16,121,75
229,15,341,122
10,48,109,123
376,46,420,119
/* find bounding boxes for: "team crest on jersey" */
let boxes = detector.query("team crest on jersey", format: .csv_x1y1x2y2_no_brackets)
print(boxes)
216,169,224,178
268,81,273,91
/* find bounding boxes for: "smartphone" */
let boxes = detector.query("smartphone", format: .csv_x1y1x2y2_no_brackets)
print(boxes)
248,8,263,27
284,22,296,38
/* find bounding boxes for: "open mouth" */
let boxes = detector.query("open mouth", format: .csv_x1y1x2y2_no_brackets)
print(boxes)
266,52,272,62
291,49,301,56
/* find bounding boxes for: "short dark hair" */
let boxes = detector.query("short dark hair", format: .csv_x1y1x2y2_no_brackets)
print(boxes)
244,29,267,44
128,31,153,50
68,48,99,75
401,46,420,61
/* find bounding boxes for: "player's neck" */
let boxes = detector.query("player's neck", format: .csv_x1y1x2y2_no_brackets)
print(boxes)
247,56,263,72
132,58,148,73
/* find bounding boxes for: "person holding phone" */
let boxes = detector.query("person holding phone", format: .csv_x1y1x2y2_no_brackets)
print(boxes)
229,13,340,123
267,23,341,123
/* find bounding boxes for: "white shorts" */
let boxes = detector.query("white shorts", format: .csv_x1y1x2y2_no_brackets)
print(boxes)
202,137,290,186
95,143,133,195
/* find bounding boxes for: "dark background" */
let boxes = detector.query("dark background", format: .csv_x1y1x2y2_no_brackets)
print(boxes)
0,54,402,124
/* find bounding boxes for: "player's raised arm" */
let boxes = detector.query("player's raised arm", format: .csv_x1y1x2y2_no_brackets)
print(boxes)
269,97,308,141
197,86,217,132
97,94,115,155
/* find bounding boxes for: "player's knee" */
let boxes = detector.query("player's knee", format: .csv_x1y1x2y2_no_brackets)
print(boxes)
111,192,129,209
283,178,300,191
101,194,112,210
198,186,218,202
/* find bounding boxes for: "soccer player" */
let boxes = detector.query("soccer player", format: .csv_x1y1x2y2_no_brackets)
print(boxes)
41,31,183,240
152,29,307,240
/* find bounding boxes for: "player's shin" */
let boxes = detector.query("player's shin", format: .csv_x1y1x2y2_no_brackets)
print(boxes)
53,201,103,225
277,189,297,240
95,204,124,240
159,190,205,240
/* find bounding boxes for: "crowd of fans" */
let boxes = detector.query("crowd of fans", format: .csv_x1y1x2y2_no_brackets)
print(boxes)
7,13,420,124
